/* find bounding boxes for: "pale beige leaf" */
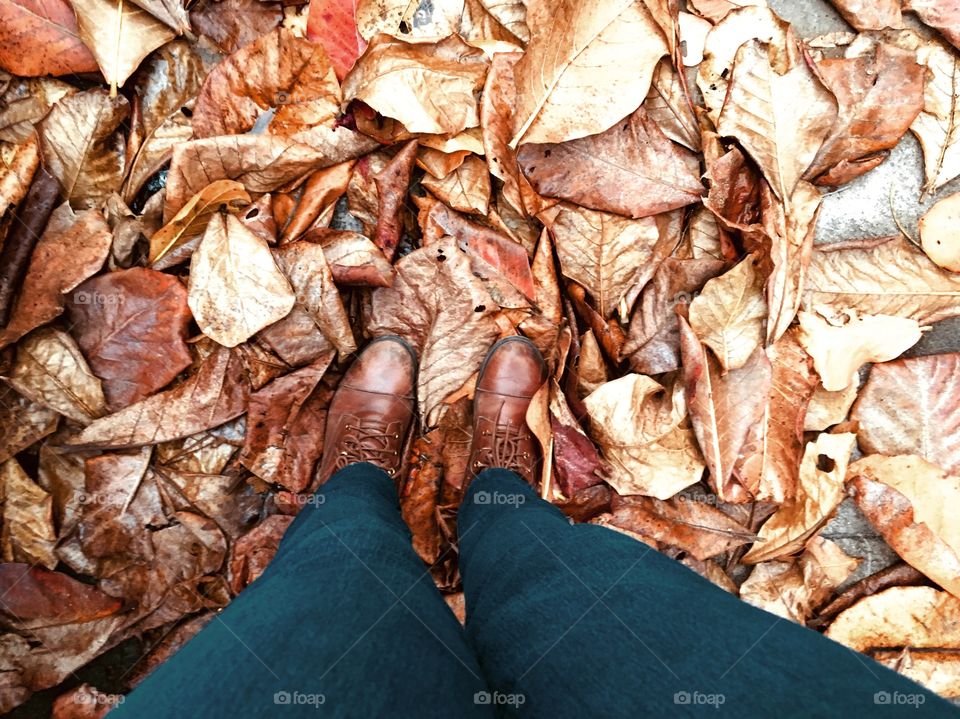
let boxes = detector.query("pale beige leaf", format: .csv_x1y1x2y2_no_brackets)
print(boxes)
905,0,960,50
798,308,923,391
71,0,174,89
644,58,700,151
742,432,856,563
0,459,57,569
584,374,705,499
803,236,960,324
509,0,668,146
687,0,765,24
919,191,960,272
39,89,128,209
460,0,523,55
804,377,858,431
354,0,463,41
689,255,767,372
7,328,107,424
541,202,671,318
851,353,960,474
826,586,960,652
826,0,901,30
850,454,960,599
421,155,491,215
873,649,960,699
342,34,488,136
128,0,189,32
717,39,837,201
480,0,527,42
188,213,296,347
911,40,960,192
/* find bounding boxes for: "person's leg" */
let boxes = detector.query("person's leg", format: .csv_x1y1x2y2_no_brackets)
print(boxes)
113,463,492,718
458,469,956,717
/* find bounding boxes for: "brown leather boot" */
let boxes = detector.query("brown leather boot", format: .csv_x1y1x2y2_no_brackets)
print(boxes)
317,336,417,483
467,336,548,485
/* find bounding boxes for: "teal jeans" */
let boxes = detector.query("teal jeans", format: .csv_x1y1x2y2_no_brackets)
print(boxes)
112,465,955,717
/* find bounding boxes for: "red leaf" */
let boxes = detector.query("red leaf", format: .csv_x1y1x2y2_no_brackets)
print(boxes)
306,0,367,81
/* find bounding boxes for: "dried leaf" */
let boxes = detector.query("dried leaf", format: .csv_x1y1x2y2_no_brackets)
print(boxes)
688,255,766,372
851,353,960,474
421,154,491,215
687,0,765,23
306,0,366,79
510,0,668,145
798,308,923,391
228,514,293,593
0,564,121,628
717,39,837,201
873,649,960,698
192,0,282,54
480,51,526,215
373,139,417,261
192,28,341,138
905,0,960,50
313,229,394,287
826,0,902,30
919,192,960,272
0,77,75,144
342,34,488,135
7,328,106,423
850,454,960,599
742,432,856,563
68,344,249,448
0,458,57,569
804,236,960,324
517,107,702,219
67,268,194,410
188,212,296,348
542,202,670,318
367,238,500,426
71,0,174,90
584,374,705,499
0,385,58,463
0,0,99,76
39,90,129,209
804,378,858,431
911,40,960,192
645,59,699,151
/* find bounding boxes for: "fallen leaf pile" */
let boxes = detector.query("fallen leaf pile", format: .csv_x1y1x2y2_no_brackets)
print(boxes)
2,0,960,712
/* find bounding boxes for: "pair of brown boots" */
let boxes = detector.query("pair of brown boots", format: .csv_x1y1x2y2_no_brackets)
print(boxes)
317,336,548,486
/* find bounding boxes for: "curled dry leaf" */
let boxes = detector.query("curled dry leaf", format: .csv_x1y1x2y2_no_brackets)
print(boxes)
373,139,417,261
70,0,174,91
644,58,699,151
342,34,488,136
688,254,766,372
806,41,923,186
851,353,960,474
7,328,107,423
367,238,500,426
742,432,856,563
905,0,960,50
734,328,818,504
39,90,129,210
0,206,112,350
804,236,960,324
603,495,756,560
797,308,923,391
850,454,960,599
624,257,725,375
188,212,296,348
192,28,341,139
826,0,902,30
282,161,354,241
480,51,527,216
67,344,249,448
517,107,703,219
680,318,771,502
911,40,960,192
0,458,57,569
192,0,283,54
421,154,491,216
0,0,99,76
919,192,960,272
510,0,668,146
149,180,251,264
312,229,394,287
826,586,960,652
584,374,705,499
541,202,670,319
67,268,193,411
717,39,837,201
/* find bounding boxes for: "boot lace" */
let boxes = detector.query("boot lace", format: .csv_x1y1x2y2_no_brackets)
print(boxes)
334,415,404,475
471,404,532,476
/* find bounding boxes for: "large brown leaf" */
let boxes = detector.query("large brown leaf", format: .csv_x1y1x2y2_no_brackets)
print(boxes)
422,155,491,216
680,317,771,503
541,202,671,318
342,34,488,136
70,0,174,91
517,107,702,219
803,236,960,324
188,212,295,348
373,139,417,261
68,345,249,448
717,39,837,201
742,431,856,563
192,28,340,139
806,42,924,185
850,454,960,599
733,329,818,503
0,206,112,350
911,40,960,192
67,268,193,411
0,0,99,76
0,77,75,144
39,90,128,209
191,0,282,54
509,0,668,145
367,238,500,426
905,0,960,50
852,353,960,474
825,0,902,30
0,564,121,628
584,374,705,499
